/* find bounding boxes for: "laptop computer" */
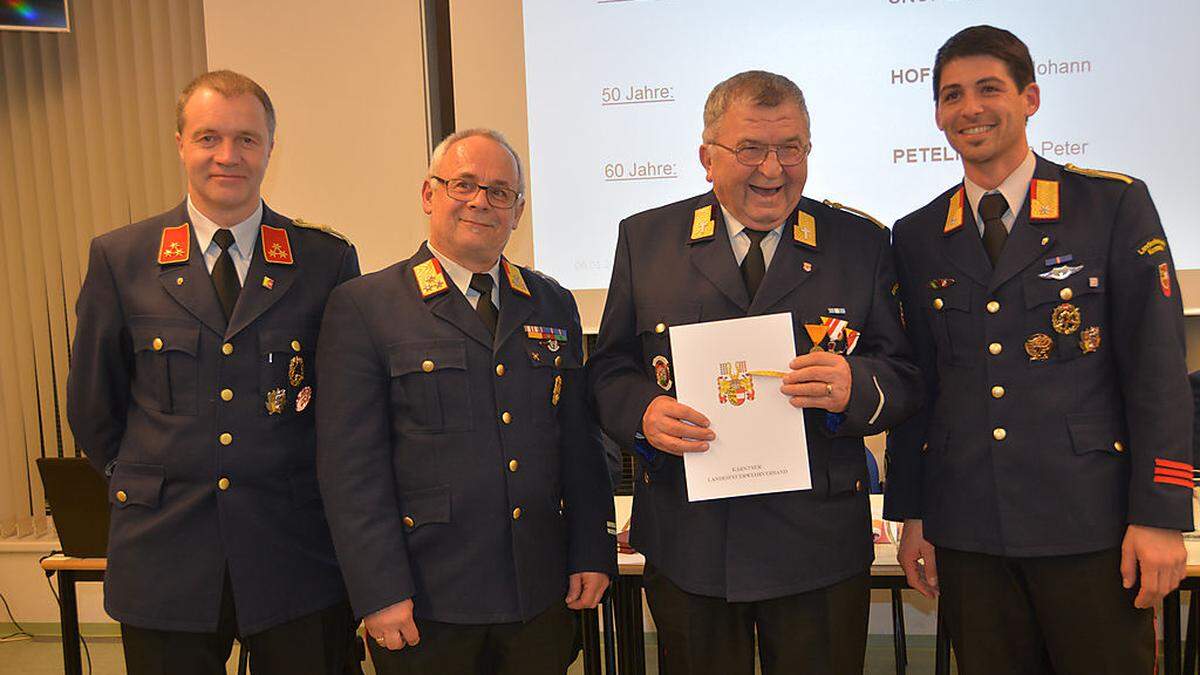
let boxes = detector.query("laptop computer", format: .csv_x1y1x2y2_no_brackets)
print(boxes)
36,457,110,558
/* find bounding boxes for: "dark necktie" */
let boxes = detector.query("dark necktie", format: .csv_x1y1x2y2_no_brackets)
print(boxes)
979,192,1009,267
211,229,241,320
740,228,769,300
470,273,498,335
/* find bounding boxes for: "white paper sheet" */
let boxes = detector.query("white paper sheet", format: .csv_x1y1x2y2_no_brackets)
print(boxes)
669,313,811,501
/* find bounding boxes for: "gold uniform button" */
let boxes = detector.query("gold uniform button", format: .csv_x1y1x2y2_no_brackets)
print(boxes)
554,356,563,368
222,343,234,356
1114,441,1125,452
115,490,128,503
219,432,233,446
495,363,506,376
220,388,234,402
152,337,164,351
501,411,512,424
1041,236,1050,246
217,477,230,491
991,386,1005,399
988,342,1003,355
933,298,944,310
655,323,666,334
421,360,435,373
176,276,185,286
403,516,415,528
512,507,522,520
291,340,301,352
1060,287,1073,301
508,459,519,472
986,300,1001,314
993,428,1007,441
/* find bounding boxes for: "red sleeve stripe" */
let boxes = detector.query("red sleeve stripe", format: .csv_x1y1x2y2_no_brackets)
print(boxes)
1153,475,1194,488
1155,458,1193,472
1154,467,1193,481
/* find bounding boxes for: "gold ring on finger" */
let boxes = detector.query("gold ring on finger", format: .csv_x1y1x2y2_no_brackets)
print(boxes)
825,383,833,396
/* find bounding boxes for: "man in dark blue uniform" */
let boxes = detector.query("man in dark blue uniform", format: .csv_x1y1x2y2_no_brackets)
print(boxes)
66,71,361,674
885,26,1192,674
589,70,921,674
315,128,616,674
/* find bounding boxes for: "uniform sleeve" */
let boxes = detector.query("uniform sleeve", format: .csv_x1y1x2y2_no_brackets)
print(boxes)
588,221,667,458
337,244,361,284
832,228,923,438
882,225,939,522
66,238,133,476
315,285,415,618
1107,180,1193,531
559,294,618,577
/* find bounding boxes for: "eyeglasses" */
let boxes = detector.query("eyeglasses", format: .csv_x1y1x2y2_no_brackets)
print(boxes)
708,142,811,167
430,176,522,209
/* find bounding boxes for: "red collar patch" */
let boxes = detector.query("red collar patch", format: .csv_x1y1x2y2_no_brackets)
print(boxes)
261,225,294,265
158,223,191,264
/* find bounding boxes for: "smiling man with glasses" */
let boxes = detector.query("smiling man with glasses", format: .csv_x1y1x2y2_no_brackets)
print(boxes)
315,128,616,674
589,70,921,674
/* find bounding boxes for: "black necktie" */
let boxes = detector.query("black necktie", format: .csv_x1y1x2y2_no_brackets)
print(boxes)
211,229,241,320
470,273,498,335
979,192,1009,267
740,228,769,300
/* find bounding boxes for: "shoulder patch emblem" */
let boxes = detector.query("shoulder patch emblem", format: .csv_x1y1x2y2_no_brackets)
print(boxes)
260,225,294,264
413,258,449,299
822,199,886,229
1028,179,1060,221
157,223,191,264
1137,237,1167,256
293,217,351,244
1064,163,1133,185
503,259,532,297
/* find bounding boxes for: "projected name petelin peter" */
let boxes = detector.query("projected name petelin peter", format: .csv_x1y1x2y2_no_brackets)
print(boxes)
892,146,958,164
603,161,678,182
600,85,675,106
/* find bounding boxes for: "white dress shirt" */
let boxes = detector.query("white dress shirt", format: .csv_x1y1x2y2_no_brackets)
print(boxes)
722,206,784,269
427,241,501,310
963,148,1036,235
187,196,263,285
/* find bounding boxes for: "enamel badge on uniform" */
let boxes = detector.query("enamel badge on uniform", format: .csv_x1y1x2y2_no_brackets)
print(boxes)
802,261,813,273
944,187,965,234
652,355,672,390
413,258,450,299
503,260,532,297
1028,179,1060,221
261,276,274,289
1044,254,1074,266
525,325,567,351
295,385,312,412
827,307,846,315
1025,333,1053,361
1138,237,1167,256
260,225,294,264
157,223,190,264
1051,303,1081,335
928,278,956,289
793,211,817,248
1039,264,1083,281
551,374,562,406
265,388,286,415
690,205,715,241
1079,326,1101,354
289,355,305,387
1159,262,1172,297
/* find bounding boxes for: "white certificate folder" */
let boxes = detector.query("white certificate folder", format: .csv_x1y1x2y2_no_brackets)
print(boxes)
669,312,812,501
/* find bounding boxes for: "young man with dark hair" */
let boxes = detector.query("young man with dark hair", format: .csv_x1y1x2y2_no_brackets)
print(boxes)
885,25,1192,674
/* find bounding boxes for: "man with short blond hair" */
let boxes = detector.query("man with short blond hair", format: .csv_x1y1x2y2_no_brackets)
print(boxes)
67,70,360,674
316,128,615,674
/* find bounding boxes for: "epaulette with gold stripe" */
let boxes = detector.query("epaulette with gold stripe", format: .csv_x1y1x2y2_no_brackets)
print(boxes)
822,199,886,229
1064,163,1133,185
293,218,352,244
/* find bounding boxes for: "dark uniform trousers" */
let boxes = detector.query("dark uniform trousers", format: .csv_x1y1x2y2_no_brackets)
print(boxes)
65,201,363,675
589,192,921,675
885,157,1193,675
316,244,617,675
366,602,578,675
644,563,870,675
